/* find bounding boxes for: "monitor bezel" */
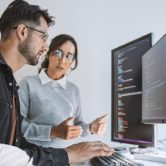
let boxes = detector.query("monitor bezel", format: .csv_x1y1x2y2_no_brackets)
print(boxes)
111,33,154,148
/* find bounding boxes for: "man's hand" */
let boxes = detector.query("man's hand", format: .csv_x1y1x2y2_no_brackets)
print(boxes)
65,141,114,164
50,117,82,139
89,114,107,135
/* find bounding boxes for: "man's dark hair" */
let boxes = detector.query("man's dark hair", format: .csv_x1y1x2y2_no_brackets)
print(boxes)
0,0,55,40
40,34,78,71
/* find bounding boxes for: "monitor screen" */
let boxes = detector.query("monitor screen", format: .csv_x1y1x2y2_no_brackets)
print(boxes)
142,34,166,123
112,33,154,148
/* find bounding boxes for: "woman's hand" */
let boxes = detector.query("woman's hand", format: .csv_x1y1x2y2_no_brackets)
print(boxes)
50,117,82,140
89,114,107,135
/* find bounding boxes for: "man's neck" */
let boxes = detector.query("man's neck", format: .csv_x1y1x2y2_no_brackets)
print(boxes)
0,40,26,73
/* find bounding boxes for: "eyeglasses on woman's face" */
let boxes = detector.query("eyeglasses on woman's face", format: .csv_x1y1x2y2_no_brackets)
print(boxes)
53,49,75,63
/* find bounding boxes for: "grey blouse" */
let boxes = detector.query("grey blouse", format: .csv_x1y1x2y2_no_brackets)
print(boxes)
18,70,90,148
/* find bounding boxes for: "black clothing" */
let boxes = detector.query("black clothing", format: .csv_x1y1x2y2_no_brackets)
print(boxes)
0,53,69,166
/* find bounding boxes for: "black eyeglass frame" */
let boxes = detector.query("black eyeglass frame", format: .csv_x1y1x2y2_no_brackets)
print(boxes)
13,25,48,42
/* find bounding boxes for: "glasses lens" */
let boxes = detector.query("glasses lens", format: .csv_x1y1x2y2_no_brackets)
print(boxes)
54,49,63,59
66,54,74,62
42,34,48,42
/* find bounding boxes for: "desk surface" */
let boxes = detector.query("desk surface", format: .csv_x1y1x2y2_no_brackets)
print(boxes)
137,160,165,166
71,160,165,166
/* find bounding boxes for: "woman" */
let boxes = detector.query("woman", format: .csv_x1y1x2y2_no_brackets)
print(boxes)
19,34,106,148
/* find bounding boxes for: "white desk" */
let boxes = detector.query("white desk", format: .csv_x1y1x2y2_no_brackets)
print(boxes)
136,160,165,166
71,160,165,166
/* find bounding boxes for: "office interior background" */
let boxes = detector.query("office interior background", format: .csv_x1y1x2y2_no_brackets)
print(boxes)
1,0,166,148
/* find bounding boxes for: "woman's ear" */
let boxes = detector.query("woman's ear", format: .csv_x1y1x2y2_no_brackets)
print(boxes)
70,60,76,70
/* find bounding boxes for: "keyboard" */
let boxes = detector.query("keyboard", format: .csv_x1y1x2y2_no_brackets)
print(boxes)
90,152,144,166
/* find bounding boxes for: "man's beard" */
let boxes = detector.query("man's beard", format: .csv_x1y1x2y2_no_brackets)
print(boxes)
18,36,38,66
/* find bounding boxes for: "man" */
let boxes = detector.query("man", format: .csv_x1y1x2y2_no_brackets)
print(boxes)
0,0,114,165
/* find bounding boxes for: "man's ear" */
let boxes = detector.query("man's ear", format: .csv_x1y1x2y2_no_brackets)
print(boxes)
15,24,28,41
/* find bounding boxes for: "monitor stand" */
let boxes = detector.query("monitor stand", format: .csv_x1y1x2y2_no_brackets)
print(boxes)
113,147,129,152
129,147,154,154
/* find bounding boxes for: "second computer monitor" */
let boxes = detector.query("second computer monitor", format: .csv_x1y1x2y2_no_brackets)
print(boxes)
142,34,166,123
112,33,154,148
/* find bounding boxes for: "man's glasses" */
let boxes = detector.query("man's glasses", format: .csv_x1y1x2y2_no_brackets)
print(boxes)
25,26,48,42
54,49,75,63
13,25,48,42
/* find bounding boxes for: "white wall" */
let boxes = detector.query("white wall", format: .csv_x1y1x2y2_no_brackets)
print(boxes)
1,0,166,147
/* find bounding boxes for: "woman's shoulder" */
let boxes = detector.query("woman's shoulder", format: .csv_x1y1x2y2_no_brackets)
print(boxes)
67,81,79,92
19,74,40,85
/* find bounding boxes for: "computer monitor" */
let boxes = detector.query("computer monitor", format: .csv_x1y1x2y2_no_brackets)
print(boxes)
111,33,154,148
142,34,166,123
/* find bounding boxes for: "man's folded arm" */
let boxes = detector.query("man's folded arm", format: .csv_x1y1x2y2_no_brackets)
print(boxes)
21,137,69,166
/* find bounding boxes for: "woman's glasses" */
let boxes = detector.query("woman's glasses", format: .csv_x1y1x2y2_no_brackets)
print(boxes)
54,49,75,63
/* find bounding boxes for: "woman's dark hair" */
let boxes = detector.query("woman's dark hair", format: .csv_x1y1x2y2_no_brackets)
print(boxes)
40,34,78,71
0,0,55,40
